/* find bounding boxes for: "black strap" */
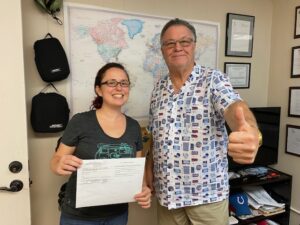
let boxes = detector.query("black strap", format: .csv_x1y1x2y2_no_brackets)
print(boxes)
40,83,59,93
51,14,63,25
44,33,53,39
44,0,63,25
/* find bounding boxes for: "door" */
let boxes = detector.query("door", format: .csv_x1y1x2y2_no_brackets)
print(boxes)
0,1,31,225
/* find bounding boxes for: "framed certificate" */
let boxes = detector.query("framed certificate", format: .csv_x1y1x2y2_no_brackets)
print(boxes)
288,87,300,117
224,62,251,89
291,46,300,77
225,13,255,57
286,125,300,157
294,6,300,38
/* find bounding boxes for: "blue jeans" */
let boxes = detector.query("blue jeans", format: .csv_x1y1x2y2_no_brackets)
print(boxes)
60,211,128,225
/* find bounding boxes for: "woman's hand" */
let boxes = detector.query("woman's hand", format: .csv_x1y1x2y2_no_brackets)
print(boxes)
54,154,82,175
51,143,82,176
134,186,152,209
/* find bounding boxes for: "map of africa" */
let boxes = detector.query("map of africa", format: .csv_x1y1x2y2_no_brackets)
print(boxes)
64,3,219,120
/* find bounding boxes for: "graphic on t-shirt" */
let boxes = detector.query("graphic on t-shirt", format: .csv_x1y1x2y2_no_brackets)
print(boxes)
95,143,134,159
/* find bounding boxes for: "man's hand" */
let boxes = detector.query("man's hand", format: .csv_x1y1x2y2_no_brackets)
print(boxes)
227,106,260,164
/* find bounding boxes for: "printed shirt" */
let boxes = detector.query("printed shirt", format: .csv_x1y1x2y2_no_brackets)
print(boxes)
149,65,242,209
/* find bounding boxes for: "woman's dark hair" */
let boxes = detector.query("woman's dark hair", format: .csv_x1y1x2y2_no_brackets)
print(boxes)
160,18,197,43
91,62,130,109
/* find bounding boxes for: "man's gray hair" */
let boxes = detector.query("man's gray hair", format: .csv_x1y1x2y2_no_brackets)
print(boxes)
160,18,197,43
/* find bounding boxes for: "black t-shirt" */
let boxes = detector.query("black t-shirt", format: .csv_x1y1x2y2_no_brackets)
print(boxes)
60,110,143,219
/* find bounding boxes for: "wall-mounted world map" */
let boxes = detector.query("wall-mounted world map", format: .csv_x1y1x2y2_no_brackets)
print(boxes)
64,3,219,120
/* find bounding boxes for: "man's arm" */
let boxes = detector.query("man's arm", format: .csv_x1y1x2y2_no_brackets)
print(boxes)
145,136,154,192
224,101,261,164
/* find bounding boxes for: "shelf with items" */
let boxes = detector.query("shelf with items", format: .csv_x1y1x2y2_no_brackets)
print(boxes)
229,167,292,225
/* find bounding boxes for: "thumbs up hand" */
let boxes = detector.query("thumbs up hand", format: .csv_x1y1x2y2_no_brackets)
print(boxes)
227,106,260,164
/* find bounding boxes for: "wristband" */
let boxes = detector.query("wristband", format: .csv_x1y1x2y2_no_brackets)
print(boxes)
258,130,263,147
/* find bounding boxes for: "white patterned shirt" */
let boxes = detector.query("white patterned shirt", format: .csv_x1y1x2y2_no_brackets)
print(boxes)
149,65,242,209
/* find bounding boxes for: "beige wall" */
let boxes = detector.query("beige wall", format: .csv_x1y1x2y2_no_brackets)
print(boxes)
20,0,299,225
269,1,300,224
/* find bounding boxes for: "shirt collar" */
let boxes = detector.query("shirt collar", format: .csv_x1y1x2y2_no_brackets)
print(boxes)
165,65,199,94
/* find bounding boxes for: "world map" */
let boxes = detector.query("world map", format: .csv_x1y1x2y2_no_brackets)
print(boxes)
65,3,219,120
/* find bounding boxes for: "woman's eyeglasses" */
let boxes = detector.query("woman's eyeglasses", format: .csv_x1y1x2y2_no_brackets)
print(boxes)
100,79,130,87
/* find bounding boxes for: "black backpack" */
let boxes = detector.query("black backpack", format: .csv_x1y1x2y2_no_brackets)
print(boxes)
31,83,70,133
34,33,70,82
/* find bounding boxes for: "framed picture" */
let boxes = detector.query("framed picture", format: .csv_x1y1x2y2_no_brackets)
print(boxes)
288,87,300,117
224,62,251,88
225,13,255,57
291,46,300,77
294,6,300,38
285,124,300,157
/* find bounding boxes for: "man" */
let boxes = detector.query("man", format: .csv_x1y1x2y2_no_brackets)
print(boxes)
146,18,262,225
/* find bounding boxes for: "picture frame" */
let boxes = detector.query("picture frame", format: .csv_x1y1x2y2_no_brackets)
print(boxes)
225,13,255,57
294,6,300,38
288,87,300,117
224,62,251,88
285,124,300,157
291,46,300,77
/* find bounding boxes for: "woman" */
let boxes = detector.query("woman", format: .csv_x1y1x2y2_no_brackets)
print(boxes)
51,62,151,225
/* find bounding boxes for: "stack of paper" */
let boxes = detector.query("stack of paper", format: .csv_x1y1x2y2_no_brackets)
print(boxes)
229,216,239,225
243,186,285,216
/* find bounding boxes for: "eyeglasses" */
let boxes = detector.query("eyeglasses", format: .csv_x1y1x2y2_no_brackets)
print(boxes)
100,79,130,87
162,38,195,49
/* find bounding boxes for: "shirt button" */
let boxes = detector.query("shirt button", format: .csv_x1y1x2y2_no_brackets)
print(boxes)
168,118,174,123
168,186,174,191
167,163,173,169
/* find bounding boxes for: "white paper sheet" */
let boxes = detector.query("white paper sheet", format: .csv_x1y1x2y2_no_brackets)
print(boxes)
290,89,300,115
287,126,300,155
293,48,300,75
231,19,251,52
76,158,145,208
243,186,285,208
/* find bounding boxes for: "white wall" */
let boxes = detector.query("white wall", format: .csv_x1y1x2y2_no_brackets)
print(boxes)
20,1,300,225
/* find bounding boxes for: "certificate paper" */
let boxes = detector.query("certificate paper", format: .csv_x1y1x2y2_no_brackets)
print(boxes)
290,88,300,116
230,19,251,52
292,48,300,76
227,65,249,86
286,126,300,155
76,158,145,208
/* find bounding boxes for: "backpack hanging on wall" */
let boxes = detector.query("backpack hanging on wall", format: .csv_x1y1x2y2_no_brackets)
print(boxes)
34,33,70,82
31,83,70,133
